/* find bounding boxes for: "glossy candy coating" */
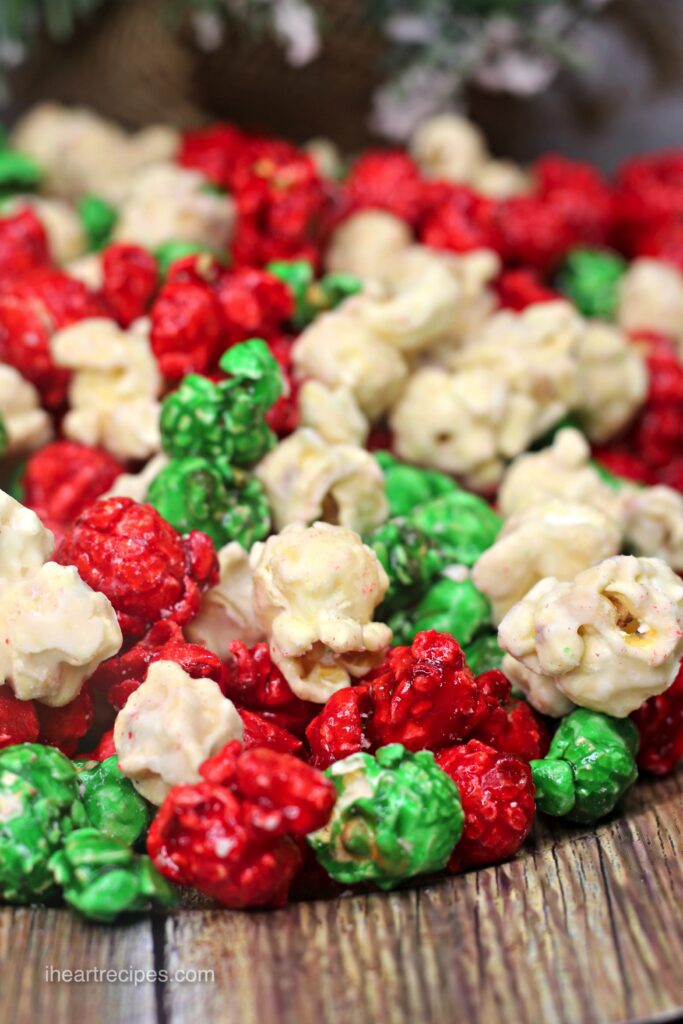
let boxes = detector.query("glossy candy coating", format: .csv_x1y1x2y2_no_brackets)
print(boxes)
0,149,42,195
76,757,153,846
155,241,216,279
410,490,501,567
463,633,505,676
374,452,456,518
309,744,463,889
78,195,117,251
368,520,443,617
556,247,626,319
266,259,361,328
631,662,683,776
389,576,491,648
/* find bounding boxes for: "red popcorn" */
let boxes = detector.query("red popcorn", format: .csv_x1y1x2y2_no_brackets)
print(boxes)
55,497,218,642
238,708,304,758
306,685,374,770
147,740,335,908
22,441,124,540
0,686,39,749
591,448,655,487
179,123,247,191
343,150,424,224
82,727,116,762
419,182,496,253
150,279,226,380
470,670,550,762
35,686,94,757
436,739,535,872
224,641,318,737
495,268,559,311
213,267,293,344
616,149,683,246
494,195,575,272
0,208,51,277
631,661,683,777
100,243,158,327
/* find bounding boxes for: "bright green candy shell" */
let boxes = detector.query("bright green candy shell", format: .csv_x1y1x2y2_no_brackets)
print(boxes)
76,757,152,847
219,337,282,413
556,247,626,320
77,195,117,251
0,150,42,194
463,632,504,676
410,490,501,566
390,576,491,648
160,374,236,463
0,744,87,903
532,709,639,824
155,240,217,278
267,259,361,328
368,520,443,616
49,828,176,923
374,452,456,519
309,744,463,890
530,759,575,817
147,455,270,549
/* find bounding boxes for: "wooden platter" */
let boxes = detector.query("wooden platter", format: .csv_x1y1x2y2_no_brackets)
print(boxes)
1,768,681,1024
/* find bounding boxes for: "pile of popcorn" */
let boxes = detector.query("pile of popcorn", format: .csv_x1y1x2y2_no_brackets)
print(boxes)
0,103,682,921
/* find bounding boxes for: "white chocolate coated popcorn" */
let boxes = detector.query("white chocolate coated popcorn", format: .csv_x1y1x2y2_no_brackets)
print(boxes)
304,137,343,180
473,500,621,625
474,159,531,199
0,562,122,706
252,522,392,702
618,258,683,343
51,317,162,461
113,163,234,250
325,211,412,281
498,556,683,717
574,321,647,442
0,491,54,585
293,308,408,421
8,196,87,264
255,429,387,535
619,485,683,573
410,114,487,184
299,381,369,447
103,453,168,503
185,542,264,659
0,365,52,455
114,661,243,805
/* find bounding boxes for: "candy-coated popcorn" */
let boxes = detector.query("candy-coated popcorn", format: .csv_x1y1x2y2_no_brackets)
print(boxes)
374,451,456,518
185,541,264,659
631,661,683,776
76,756,153,846
304,136,342,180
368,520,443,617
308,744,463,889
103,453,168,503
0,488,55,584
9,196,87,264
531,709,639,822
51,316,162,461
617,258,683,344
472,500,621,624
292,308,408,421
114,660,244,805
266,259,361,329
325,210,412,280
254,428,387,535
0,686,39,749
78,194,118,251
99,243,159,327
0,365,52,456
619,484,683,572
556,247,627,320
411,114,487,184
49,827,176,922
498,555,683,717
223,641,317,737
389,575,492,649
298,381,369,447
574,322,647,442
251,522,392,702
410,489,502,566
470,670,550,762
0,743,87,902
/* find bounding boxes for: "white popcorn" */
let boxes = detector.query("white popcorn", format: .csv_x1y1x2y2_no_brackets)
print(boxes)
0,365,52,455
7,196,87,264
113,163,235,250
472,500,621,625
474,159,531,199
255,428,387,535
11,103,179,203
293,308,408,421
304,137,343,180
498,428,620,520
51,317,162,461
498,556,683,717
185,542,264,659
619,485,683,573
114,660,244,805
618,258,683,344
0,491,54,585
103,453,168,503
252,522,392,702
574,321,648,442
65,252,104,290
410,114,487,184
299,381,369,447
0,561,121,706
325,210,412,281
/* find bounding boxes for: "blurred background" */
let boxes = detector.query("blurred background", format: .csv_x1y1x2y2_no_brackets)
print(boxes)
3,0,683,167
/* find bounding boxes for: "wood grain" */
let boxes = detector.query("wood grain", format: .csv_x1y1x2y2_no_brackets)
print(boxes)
1,769,682,1024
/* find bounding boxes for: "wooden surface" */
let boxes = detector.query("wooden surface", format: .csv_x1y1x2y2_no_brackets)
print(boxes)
0,768,681,1024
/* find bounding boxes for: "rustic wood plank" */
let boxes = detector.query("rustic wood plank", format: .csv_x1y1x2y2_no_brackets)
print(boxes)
2,769,682,1024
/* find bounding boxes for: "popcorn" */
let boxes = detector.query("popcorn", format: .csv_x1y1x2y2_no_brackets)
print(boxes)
472,500,621,625
619,485,683,573
185,541,264,659
8,197,87,265
255,428,388,535
617,258,683,343
113,164,235,250
103,454,169,503
410,114,487,185
251,522,392,702
0,561,122,707
292,308,408,421
324,210,412,280
114,660,244,805
0,490,55,585
474,159,531,199
498,555,683,718
574,321,648,442
0,365,52,456
298,381,369,447
304,137,343,180
51,317,162,461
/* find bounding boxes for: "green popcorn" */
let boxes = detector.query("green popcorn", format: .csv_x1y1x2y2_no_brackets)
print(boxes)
556,247,626,320
267,259,361,328
390,576,491,648
76,757,152,847
531,709,639,824
368,520,443,616
147,455,270,549
309,744,463,890
155,240,217,279
77,195,117,251
160,374,237,463
374,451,456,519
410,490,501,567
0,744,87,903
49,828,176,923
0,149,42,196
0,412,8,458
219,337,282,412
463,632,505,676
